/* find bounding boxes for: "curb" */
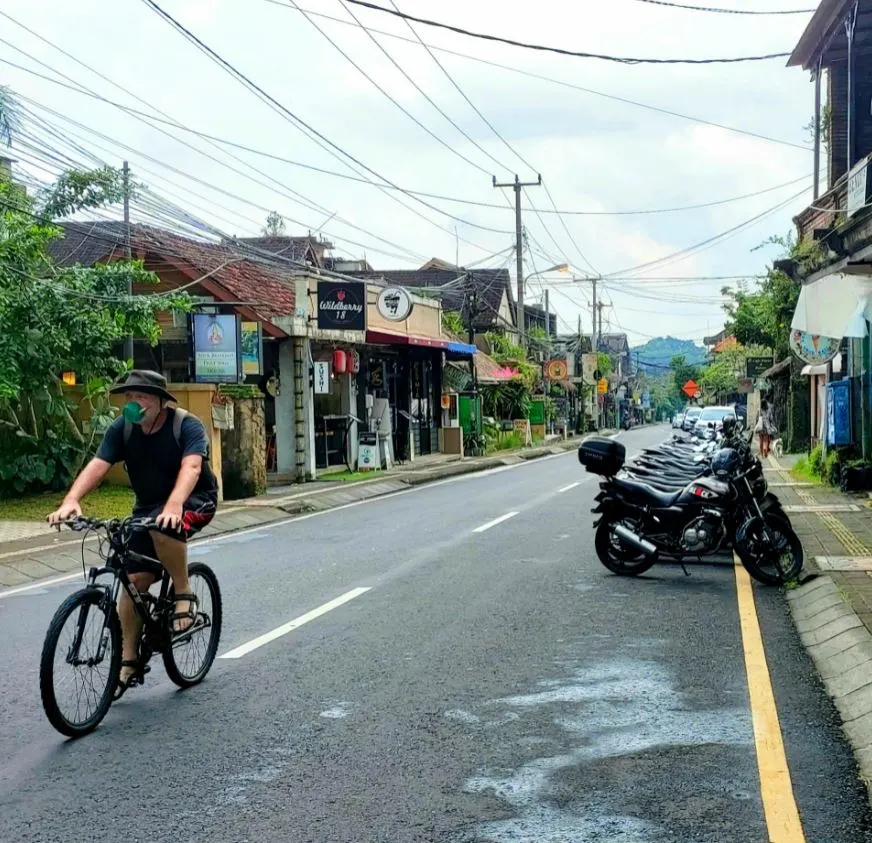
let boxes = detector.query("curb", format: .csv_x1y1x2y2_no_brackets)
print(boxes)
0,431,624,590
787,576,872,797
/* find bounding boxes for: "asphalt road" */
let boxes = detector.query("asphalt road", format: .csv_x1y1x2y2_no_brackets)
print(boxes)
1,424,871,842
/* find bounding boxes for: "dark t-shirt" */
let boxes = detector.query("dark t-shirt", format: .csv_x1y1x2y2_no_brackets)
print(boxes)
96,409,219,507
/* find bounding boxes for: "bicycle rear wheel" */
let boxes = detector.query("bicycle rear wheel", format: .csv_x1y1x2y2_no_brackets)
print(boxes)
40,589,121,738
163,562,222,688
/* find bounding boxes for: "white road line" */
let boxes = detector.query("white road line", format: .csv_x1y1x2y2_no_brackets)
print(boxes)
473,512,519,533
218,587,372,659
0,571,84,598
558,482,580,493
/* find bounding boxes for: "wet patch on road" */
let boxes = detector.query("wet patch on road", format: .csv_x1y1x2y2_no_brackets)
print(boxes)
450,658,760,842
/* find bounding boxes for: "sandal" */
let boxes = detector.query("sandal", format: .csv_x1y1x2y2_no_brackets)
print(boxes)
113,660,142,701
172,593,199,635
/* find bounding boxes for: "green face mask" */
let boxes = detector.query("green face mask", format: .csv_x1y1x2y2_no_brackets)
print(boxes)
122,401,146,424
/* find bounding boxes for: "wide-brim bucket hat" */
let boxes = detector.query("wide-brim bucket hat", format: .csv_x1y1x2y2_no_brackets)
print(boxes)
109,370,177,403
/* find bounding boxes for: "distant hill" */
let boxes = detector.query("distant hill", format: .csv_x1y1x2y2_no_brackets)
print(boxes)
631,336,707,374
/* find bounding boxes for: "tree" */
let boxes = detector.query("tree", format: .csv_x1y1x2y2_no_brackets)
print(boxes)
0,91,190,494
262,211,286,237
669,354,700,401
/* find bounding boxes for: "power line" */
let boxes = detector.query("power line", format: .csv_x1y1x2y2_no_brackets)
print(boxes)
627,0,814,13
0,55,811,216
137,0,513,245
339,0,791,64
258,1,810,151
604,185,811,278
288,0,507,178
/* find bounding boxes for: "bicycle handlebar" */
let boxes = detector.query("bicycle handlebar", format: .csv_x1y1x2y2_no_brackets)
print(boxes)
56,516,160,534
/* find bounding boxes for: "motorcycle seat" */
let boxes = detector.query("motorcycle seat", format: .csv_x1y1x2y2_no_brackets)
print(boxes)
614,476,682,507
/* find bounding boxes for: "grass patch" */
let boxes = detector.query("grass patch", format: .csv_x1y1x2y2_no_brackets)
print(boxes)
315,469,375,483
791,456,822,486
0,484,135,521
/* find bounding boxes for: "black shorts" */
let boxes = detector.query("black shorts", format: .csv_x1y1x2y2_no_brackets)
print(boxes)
127,494,217,581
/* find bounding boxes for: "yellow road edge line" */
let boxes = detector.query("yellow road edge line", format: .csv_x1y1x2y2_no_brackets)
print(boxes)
734,556,806,843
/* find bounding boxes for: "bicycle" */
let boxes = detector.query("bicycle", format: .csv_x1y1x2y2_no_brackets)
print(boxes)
39,516,223,738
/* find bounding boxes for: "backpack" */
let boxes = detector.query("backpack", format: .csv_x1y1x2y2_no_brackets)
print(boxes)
123,407,191,449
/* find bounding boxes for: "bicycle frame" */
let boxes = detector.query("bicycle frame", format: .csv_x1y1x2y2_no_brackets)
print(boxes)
65,520,205,668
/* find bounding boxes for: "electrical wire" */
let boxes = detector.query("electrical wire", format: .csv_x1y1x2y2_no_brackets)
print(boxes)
289,0,508,178
0,55,812,216
603,185,811,278
339,0,792,64
138,0,513,243
626,0,814,13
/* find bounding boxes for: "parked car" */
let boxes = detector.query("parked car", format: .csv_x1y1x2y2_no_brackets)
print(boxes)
682,406,702,432
693,405,737,439
672,411,685,429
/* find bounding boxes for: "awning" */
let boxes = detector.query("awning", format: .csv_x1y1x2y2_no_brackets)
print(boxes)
446,340,477,356
792,272,872,338
366,329,448,349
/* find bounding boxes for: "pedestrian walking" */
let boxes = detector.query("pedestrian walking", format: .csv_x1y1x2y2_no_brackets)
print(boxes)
755,398,777,458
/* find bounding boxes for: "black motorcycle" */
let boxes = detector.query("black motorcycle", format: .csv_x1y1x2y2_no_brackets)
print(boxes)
579,437,802,586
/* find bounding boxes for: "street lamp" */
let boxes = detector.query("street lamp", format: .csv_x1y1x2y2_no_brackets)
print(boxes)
520,263,568,344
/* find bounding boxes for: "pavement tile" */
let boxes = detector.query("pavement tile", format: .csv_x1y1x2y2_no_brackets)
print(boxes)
838,682,872,724
828,661,872,700
794,592,850,621
0,566,31,587
819,641,872,680
801,614,864,647
786,576,837,603
7,558,57,579
844,712,872,751
809,627,872,663
35,552,84,573
795,603,858,635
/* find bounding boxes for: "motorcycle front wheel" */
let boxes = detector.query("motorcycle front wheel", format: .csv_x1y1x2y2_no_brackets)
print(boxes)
735,516,803,586
594,519,657,577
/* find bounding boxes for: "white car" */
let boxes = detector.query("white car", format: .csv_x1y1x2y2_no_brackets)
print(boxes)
693,406,737,439
672,412,685,428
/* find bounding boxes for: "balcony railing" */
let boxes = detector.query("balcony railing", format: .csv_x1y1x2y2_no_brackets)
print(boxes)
795,172,847,244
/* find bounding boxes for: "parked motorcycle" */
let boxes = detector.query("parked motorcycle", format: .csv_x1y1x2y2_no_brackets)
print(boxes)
578,425,802,586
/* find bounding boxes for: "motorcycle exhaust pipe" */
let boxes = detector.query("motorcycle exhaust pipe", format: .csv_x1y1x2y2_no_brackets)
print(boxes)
613,524,658,557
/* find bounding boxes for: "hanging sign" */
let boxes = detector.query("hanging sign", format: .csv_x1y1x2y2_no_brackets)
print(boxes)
597,378,608,394
376,286,414,322
746,356,773,379
192,314,240,383
240,321,262,376
545,359,568,381
317,281,366,331
789,329,841,365
313,361,331,394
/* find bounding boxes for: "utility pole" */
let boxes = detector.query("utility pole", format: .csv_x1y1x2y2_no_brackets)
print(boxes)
122,161,133,363
493,174,541,348
597,300,604,343
544,288,550,338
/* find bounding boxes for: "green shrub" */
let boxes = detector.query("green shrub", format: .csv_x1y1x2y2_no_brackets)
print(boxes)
808,444,823,477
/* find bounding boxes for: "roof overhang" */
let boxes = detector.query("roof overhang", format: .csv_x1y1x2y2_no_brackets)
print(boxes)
789,0,872,71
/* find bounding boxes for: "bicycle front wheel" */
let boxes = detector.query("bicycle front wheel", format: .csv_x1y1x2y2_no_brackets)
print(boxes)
40,588,121,738
163,561,222,688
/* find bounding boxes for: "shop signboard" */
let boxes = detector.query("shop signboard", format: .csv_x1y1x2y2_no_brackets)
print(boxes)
317,280,366,331
746,356,773,379
192,314,239,383
581,353,598,384
358,431,379,471
848,157,869,216
376,286,414,322
545,359,568,381
313,361,331,394
240,321,262,376
597,378,608,394
827,380,852,446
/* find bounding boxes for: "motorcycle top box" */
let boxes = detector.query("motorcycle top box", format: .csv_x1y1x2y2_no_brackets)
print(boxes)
578,438,626,476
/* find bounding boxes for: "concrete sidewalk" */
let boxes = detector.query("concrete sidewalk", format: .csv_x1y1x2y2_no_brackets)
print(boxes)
769,453,872,800
0,434,612,589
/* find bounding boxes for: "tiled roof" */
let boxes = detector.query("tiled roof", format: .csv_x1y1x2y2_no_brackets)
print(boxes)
47,222,298,333
235,236,326,267
342,267,512,330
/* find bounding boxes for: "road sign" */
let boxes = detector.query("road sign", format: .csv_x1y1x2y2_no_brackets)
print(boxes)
682,379,699,399
597,378,608,394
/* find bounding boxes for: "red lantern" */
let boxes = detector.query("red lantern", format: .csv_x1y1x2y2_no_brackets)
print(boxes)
333,349,347,373
348,349,361,374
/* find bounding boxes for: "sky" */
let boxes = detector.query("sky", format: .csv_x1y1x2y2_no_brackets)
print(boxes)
0,0,818,345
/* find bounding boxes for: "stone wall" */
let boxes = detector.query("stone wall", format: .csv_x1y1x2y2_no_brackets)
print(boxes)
221,396,267,500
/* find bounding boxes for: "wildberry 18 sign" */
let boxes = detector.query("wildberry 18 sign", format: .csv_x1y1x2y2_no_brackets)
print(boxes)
317,281,366,331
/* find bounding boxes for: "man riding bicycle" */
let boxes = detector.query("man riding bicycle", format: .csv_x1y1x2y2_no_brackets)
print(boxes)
48,370,219,696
